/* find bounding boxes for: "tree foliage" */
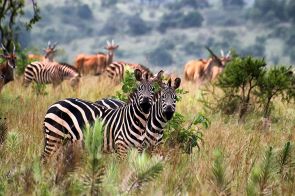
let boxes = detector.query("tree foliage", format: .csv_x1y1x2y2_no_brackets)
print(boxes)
0,0,41,50
217,56,266,122
256,66,294,119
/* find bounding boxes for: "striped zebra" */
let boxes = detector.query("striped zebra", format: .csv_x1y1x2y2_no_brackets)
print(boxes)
145,77,181,147
42,69,163,160
106,61,153,82
23,62,80,89
96,76,181,148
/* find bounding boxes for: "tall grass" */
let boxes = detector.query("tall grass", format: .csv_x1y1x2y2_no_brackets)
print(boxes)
0,76,294,195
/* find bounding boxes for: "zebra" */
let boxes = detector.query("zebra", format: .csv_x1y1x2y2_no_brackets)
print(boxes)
42,69,163,160
96,76,182,148
23,62,81,89
106,61,153,83
145,77,181,147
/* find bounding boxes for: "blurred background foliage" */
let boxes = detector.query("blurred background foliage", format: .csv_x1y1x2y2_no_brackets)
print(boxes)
17,0,295,72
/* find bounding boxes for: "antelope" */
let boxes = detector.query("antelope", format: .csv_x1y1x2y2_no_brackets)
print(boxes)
27,41,58,62
0,43,16,93
184,47,231,85
75,40,119,75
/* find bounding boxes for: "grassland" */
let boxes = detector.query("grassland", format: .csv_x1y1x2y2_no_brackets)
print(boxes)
0,75,294,195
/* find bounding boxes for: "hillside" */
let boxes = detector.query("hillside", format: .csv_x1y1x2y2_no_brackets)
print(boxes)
20,0,293,74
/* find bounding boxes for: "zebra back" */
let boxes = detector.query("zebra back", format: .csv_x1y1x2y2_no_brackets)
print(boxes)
23,62,80,88
106,61,153,82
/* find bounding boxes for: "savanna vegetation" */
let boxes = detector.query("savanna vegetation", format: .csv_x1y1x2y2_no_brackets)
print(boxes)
1,0,295,195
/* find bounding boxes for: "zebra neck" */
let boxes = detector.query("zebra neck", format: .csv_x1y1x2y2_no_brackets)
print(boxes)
145,98,167,146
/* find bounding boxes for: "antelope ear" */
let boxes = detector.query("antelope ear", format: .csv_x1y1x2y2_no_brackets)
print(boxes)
134,69,142,81
174,78,181,89
0,54,6,59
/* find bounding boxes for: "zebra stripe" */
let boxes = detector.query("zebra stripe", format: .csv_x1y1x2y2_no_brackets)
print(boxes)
23,62,80,88
42,69,162,160
145,78,181,147
95,77,181,149
106,61,153,82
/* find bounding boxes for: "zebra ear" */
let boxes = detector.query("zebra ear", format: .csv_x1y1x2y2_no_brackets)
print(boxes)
134,69,142,81
174,78,181,89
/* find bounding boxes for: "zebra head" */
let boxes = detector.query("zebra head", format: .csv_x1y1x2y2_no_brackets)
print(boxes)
134,69,163,114
159,77,181,121
1,43,16,69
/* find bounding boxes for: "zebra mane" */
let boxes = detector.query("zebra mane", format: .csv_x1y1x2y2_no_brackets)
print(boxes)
58,62,80,74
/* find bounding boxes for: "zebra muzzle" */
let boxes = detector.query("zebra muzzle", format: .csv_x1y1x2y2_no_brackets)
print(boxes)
140,98,152,113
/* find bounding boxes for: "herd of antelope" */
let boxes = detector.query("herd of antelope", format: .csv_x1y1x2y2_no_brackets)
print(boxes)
0,39,232,93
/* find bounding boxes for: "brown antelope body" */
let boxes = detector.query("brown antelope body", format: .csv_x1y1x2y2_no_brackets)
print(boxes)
27,41,58,62
184,48,231,85
75,40,119,75
0,43,16,93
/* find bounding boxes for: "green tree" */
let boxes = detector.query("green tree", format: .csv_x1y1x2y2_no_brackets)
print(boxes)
0,0,41,50
256,66,294,128
217,56,266,122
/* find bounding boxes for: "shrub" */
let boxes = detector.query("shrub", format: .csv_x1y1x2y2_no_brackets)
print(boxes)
164,112,209,154
217,56,266,122
255,66,294,128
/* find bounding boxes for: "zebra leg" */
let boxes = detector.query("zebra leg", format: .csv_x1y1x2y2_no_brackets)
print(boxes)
22,77,32,88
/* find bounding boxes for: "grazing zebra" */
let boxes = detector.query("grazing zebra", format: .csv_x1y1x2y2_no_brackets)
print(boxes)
42,69,163,160
96,77,181,148
106,61,153,82
23,62,80,89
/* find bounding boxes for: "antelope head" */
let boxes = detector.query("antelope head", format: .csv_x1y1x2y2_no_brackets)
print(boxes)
105,40,119,52
44,40,58,60
0,43,17,69
220,49,231,64
206,47,223,67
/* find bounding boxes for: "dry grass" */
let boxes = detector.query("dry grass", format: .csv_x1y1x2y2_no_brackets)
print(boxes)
0,76,294,195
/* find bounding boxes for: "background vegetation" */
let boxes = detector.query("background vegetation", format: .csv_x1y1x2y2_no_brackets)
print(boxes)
17,0,295,72
1,0,295,195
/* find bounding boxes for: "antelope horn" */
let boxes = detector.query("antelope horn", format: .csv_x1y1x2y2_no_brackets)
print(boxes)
1,43,8,53
13,42,16,54
226,50,231,58
220,49,224,57
106,40,111,46
111,39,115,45
48,40,51,48
206,46,219,60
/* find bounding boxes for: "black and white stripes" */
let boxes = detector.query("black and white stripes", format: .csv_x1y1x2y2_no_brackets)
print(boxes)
42,69,163,160
106,61,153,82
23,62,80,88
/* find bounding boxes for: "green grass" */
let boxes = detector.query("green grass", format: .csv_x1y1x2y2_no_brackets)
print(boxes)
0,76,294,195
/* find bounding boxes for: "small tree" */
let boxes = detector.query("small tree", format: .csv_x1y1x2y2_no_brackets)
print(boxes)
256,66,293,129
217,56,266,122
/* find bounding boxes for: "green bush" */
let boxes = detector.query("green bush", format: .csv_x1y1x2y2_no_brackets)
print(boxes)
164,113,209,154
256,66,294,121
217,56,266,122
